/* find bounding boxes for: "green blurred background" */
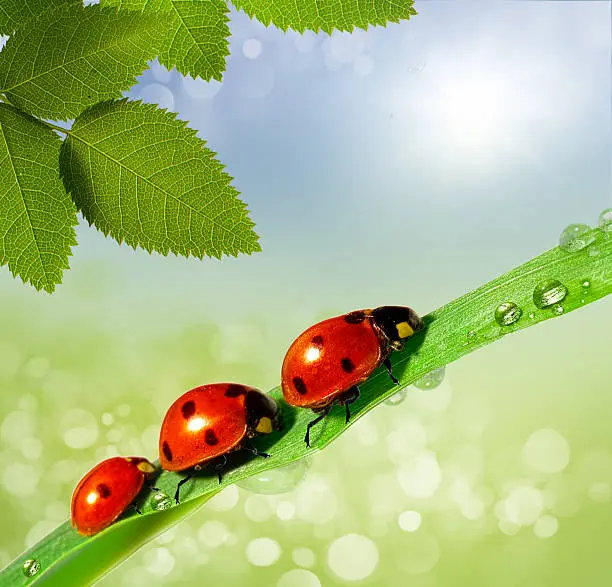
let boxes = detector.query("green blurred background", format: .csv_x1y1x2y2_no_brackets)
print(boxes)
1,1,612,585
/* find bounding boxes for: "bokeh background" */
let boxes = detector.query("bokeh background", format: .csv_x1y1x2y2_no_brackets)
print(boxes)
1,1,612,585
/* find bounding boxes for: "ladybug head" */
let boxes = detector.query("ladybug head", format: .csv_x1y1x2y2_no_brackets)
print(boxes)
371,306,424,344
127,457,157,476
245,389,281,436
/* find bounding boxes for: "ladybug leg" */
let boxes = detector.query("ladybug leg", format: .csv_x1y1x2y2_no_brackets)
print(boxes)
304,405,333,448
174,473,194,504
243,440,270,459
146,479,160,492
212,455,228,484
383,358,400,385
342,385,361,424
127,503,143,515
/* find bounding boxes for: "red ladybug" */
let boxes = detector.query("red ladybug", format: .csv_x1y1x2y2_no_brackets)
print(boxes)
159,383,280,503
71,456,157,536
282,306,424,446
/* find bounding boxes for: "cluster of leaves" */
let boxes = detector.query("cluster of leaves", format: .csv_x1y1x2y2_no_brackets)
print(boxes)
0,0,417,293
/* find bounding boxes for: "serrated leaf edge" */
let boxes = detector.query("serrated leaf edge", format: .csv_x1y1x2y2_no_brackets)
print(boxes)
62,99,260,260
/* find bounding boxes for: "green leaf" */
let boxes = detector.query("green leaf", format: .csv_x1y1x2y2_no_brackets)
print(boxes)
0,4,166,120
2,226,610,586
0,0,81,36
232,0,418,33
0,492,218,587
0,103,77,293
100,0,231,81
59,99,260,258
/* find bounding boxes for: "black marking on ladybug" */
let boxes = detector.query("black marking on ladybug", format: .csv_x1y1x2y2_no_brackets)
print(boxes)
311,335,324,347
341,357,355,373
97,483,111,498
344,311,366,324
293,376,308,395
205,429,219,445
162,441,173,462
181,400,196,419
225,384,247,398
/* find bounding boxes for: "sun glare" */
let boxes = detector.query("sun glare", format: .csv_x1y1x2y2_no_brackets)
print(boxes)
383,52,546,168
305,347,321,362
187,416,208,432
438,73,509,150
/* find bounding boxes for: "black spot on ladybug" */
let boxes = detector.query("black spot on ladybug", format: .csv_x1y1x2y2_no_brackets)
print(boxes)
311,335,324,347
225,384,247,398
97,483,111,499
293,377,308,395
205,429,219,445
162,441,173,462
181,400,196,419
344,311,366,324
341,357,355,373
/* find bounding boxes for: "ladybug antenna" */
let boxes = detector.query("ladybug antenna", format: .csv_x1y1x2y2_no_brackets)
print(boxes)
371,306,424,343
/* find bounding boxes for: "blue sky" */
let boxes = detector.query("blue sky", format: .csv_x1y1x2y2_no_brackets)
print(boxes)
3,2,611,329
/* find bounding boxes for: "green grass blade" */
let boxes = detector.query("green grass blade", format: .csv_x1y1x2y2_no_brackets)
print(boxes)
2,226,610,586
2,492,219,586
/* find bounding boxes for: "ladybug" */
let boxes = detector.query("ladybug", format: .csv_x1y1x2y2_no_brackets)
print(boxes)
71,456,157,536
281,306,424,446
159,383,281,503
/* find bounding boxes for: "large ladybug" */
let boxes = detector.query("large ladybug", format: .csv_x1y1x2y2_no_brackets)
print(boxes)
282,306,424,446
71,456,157,536
159,383,281,503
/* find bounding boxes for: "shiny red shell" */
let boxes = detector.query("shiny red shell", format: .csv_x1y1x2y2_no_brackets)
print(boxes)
71,456,152,536
159,383,259,472
281,310,386,409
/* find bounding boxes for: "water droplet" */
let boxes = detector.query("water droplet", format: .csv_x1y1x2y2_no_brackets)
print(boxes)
522,428,570,473
398,510,422,532
23,558,41,577
278,569,322,587
558,223,594,252
494,302,522,326
528,312,536,319
553,304,564,315
244,38,264,61
327,534,379,581
237,458,311,495
599,208,612,232
587,246,600,257
293,547,316,568
533,515,559,539
588,482,611,503
246,537,281,567
581,280,591,289
151,492,173,511
384,390,407,406
533,279,567,309
413,367,445,391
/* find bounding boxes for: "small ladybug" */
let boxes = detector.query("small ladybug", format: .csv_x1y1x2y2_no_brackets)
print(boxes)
159,383,281,503
71,456,157,536
282,306,424,446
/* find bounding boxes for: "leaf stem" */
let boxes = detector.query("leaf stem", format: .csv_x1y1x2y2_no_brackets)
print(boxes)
0,96,71,135
40,120,71,136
